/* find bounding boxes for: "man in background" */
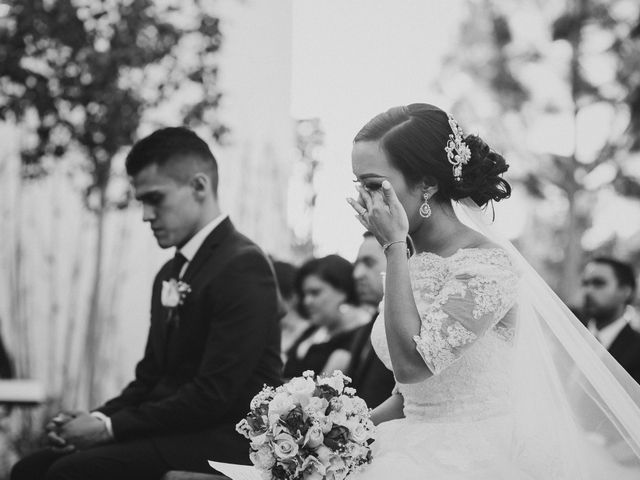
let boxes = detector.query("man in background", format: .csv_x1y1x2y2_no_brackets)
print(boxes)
347,232,395,408
581,256,640,384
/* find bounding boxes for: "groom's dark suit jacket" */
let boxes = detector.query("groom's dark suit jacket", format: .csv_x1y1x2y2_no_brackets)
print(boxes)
608,324,640,385
94,218,283,468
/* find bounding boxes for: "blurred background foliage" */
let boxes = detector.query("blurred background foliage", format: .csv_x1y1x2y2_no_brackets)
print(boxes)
0,0,639,477
438,0,640,299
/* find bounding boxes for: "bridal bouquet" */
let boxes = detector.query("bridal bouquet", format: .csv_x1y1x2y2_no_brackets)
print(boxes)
236,370,375,480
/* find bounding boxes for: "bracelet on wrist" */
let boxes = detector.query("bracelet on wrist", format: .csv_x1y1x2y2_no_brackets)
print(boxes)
382,240,408,256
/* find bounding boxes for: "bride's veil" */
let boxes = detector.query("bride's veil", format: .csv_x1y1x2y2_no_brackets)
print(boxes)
455,198,640,479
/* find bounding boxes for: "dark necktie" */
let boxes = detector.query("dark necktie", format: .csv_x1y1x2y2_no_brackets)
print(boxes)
170,251,188,280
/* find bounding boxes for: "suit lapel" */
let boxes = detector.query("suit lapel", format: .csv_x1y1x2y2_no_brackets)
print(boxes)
608,324,634,365
159,218,235,367
182,217,234,285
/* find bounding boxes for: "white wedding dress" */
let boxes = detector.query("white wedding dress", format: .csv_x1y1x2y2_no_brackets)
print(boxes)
348,247,640,480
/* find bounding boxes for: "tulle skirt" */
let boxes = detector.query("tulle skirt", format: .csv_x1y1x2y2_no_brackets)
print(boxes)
347,415,640,480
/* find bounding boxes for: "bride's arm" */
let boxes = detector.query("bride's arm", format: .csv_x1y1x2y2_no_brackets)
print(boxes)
350,184,433,384
383,245,433,384
370,392,405,426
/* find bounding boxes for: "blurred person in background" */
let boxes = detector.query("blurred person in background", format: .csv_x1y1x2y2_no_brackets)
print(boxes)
283,254,367,379
347,232,395,408
272,260,310,364
581,257,640,384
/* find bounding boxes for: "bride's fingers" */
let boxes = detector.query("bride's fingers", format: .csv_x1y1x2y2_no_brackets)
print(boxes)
381,180,403,214
369,188,389,214
356,185,374,212
346,197,367,216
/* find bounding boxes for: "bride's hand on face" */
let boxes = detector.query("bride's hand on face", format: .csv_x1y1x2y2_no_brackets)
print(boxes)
348,180,409,246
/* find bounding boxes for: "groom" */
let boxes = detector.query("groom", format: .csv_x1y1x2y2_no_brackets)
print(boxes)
12,127,284,480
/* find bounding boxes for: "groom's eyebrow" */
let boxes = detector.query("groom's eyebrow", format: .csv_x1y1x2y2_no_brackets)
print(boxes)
136,190,163,202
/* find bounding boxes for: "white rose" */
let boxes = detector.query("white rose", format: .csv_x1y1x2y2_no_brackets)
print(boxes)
161,280,180,308
345,419,369,444
303,423,324,448
285,376,316,406
268,392,295,421
273,433,299,460
249,446,276,470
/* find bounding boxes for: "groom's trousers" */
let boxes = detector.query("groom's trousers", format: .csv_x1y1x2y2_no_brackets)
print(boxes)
10,439,172,480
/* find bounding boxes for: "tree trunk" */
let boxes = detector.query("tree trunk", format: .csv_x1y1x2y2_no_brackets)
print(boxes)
84,189,107,409
558,0,587,301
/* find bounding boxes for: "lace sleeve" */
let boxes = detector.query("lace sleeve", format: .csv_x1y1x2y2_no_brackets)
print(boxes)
411,250,519,374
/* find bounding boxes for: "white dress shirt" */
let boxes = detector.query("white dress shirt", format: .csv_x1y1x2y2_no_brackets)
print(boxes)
91,213,228,438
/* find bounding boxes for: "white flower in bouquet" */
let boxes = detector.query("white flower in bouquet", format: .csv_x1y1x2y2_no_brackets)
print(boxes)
344,419,371,444
285,376,316,406
298,455,326,478
250,446,277,470
302,423,324,449
317,371,349,394
273,432,299,460
236,418,253,440
303,396,328,418
250,431,269,449
268,391,296,421
326,455,348,480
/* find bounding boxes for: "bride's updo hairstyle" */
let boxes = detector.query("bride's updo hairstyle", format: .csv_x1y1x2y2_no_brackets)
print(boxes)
353,103,511,207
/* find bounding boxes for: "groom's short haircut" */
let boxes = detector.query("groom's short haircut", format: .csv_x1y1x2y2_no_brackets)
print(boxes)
126,127,219,194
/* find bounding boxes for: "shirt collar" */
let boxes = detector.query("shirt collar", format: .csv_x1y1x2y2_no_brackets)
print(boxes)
589,308,632,350
178,213,228,263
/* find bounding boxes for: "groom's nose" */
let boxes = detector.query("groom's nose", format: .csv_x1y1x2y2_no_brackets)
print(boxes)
142,204,156,222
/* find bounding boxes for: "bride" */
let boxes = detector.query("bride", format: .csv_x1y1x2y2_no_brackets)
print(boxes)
346,103,640,479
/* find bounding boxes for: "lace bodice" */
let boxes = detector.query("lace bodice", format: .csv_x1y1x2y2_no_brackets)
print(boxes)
371,247,520,422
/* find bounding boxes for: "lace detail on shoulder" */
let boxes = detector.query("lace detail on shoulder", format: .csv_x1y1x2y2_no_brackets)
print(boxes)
410,248,519,374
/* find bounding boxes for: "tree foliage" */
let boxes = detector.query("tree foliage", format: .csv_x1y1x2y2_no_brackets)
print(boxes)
440,0,640,298
0,0,226,209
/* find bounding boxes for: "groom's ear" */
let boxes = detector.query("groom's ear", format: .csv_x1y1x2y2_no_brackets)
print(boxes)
191,172,211,198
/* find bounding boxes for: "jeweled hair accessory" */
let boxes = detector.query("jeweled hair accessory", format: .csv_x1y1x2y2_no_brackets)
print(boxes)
445,114,471,182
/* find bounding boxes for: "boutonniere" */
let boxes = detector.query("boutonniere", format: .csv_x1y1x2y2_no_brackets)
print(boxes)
161,279,191,308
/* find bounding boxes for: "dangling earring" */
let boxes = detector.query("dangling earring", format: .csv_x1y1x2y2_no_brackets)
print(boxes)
419,192,432,218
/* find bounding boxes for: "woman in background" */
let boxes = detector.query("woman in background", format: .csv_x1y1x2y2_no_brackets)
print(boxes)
283,255,367,379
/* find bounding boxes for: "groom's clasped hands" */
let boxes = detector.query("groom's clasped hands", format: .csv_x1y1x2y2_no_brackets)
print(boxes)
45,411,111,452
